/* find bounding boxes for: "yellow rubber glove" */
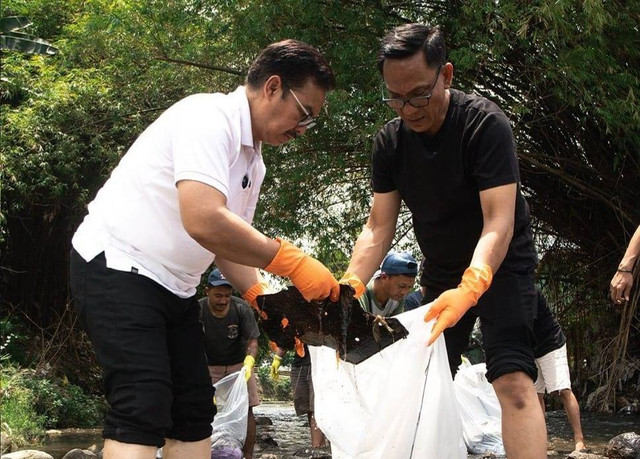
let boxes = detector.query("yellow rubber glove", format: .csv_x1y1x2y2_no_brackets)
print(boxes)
270,355,282,380
243,355,255,382
424,264,493,346
339,271,366,299
265,238,340,302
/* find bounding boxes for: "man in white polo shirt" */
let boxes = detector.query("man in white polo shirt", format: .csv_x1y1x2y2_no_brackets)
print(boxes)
69,39,338,459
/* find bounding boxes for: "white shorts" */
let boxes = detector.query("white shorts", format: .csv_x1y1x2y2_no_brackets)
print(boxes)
534,344,571,394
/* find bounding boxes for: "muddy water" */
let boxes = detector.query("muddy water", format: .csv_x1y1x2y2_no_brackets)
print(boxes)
33,403,640,458
544,410,640,457
253,402,331,458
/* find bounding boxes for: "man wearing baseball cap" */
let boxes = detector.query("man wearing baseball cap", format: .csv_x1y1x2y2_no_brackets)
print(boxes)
199,269,260,459
358,252,418,317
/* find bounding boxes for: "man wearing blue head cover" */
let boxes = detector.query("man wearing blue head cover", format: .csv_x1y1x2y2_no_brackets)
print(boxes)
358,252,418,317
199,269,260,459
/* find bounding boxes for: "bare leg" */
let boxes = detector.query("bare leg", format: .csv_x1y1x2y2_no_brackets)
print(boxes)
103,439,157,459
243,407,256,459
537,393,546,414
492,371,547,459
558,389,585,451
308,412,326,448
163,438,210,459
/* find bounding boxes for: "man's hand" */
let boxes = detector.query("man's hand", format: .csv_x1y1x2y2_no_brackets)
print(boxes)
424,264,493,345
294,337,305,357
610,270,634,305
270,355,282,380
265,238,340,302
243,281,271,309
243,355,255,382
339,271,366,299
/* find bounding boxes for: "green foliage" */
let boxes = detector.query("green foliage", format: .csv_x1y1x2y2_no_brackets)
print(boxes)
0,390,47,447
0,317,28,365
22,375,106,428
1,365,106,441
256,363,291,402
0,364,106,443
0,364,47,446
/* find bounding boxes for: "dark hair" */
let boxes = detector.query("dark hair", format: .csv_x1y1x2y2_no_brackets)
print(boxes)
376,24,446,74
246,39,336,91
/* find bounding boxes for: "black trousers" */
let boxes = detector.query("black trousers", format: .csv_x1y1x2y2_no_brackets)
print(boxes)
425,270,538,383
70,249,215,447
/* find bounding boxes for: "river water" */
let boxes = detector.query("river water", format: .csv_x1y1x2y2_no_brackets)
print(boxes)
34,403,639,458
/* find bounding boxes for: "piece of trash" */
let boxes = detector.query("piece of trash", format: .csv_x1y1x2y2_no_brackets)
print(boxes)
256,285,408,364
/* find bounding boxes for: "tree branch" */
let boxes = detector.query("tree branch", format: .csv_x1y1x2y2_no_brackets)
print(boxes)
155,55,245,76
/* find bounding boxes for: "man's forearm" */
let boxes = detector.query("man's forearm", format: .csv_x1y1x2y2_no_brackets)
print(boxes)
215,259,262,296
246,339,259,359
190,207,279,267
473,183,516,274
346,190,401,285
470,218,513,274
347,224,394,285
178,180,279,268
619,225,640,271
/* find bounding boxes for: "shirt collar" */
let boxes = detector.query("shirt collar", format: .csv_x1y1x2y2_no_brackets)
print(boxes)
233,86,262,154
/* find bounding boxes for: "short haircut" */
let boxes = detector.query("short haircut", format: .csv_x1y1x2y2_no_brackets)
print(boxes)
376,23,446,74
246,39,336,91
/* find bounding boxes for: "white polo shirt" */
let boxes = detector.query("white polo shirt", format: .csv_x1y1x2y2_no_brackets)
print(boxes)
72,86,265,298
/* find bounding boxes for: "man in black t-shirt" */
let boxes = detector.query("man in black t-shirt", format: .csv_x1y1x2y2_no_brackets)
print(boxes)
199,269,260,459
339,23,546,458
533,289,585,453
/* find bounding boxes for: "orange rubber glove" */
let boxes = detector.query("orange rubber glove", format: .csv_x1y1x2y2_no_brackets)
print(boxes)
339,271,366,299
294,337,305,358
243,281,271,308
424,264,493,346
265,238,340,302
268,340,281,353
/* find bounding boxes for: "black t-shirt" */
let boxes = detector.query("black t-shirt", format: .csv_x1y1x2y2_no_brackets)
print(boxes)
372,89,537,291
533,289,566,358
198,296,260,366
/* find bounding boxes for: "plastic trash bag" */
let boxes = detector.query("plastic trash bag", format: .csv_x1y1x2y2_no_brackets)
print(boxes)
210,369,248,459
453,361,505,455
311,305,466,459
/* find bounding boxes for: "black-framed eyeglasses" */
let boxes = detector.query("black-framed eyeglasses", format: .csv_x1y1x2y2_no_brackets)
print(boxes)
283,81,319,129
381,65,442,110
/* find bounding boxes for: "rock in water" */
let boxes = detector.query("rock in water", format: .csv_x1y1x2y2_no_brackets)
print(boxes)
257,432,278,447
256,285,408,364
210,447,242,459
61,449,97,459
604,432,640,458
292,446,332,458
255,416,273,426
1,451,54,459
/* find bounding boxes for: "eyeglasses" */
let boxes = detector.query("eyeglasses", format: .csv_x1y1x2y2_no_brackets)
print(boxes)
283,82,318,129
381,65,442,110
